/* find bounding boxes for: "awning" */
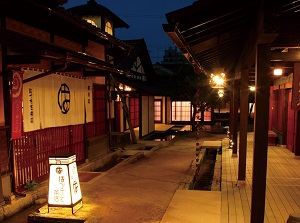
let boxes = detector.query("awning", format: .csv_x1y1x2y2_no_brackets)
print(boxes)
163,1,300,80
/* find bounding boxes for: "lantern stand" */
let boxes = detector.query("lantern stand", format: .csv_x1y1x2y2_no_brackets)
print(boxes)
48,153,83,214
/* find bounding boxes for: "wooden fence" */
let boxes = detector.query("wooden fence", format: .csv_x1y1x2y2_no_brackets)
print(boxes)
12,125,85,192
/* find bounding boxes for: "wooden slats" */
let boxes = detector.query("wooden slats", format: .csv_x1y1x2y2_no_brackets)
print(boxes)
12,125,85,191
221,132,300,223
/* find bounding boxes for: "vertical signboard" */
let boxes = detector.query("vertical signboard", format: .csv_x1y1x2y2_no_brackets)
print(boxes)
11,70,23,139
48,153,82,214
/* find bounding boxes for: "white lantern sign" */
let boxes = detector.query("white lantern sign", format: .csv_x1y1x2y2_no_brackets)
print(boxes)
48,153,82,214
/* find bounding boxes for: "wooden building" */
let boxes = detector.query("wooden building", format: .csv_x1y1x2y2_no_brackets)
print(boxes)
163,1,300,222
0,0,158,203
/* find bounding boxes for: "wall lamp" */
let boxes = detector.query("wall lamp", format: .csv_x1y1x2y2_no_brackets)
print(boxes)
249,86,255,91
273,68,282,76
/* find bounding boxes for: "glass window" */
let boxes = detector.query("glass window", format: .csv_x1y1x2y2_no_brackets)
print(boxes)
105,21,113,35
195,106,211,122
85,19,97,27
154,100,162,123
172,101,191,121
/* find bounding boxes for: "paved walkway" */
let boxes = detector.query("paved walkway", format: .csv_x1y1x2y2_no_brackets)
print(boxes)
3,129,300,223
27,131,225,223
221,132,300,223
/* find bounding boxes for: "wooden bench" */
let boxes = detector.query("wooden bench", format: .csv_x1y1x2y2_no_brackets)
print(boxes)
268,130,277,146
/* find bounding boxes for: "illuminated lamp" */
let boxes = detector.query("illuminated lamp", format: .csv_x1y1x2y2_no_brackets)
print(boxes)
48,153,82,214
249,86,255,91
210,67,226,88
273,68,282,76
218,89,224,97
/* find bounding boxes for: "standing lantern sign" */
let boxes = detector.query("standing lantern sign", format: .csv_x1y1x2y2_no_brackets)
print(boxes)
48,153,82,214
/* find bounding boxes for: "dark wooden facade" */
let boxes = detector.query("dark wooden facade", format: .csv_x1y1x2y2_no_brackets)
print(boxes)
0,0,133,195
163,1,300,222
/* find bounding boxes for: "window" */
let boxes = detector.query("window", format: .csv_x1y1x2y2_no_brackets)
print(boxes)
172,101,191,121
85,19,97,27
105,21,113,35
154,100,162,123
198,108,211,121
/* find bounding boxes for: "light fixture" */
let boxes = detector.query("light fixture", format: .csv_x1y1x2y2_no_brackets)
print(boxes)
48,153,83,214
249,86,255,91
218,89,224,97
273,68,282,76
210,67,226,89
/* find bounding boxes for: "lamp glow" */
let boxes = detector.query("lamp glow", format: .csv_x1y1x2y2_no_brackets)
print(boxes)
249,86,255,91
218,89,224,97
48,153,82,214
210,67,226,88
273,68,282,76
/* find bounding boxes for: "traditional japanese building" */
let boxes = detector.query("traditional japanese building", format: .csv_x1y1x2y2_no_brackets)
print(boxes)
0,0,159,206
163,1,300,222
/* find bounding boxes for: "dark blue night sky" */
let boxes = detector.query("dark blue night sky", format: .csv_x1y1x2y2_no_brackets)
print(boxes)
63,0,195,63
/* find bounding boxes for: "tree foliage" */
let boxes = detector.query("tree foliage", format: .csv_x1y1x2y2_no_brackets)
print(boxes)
155,63,224,130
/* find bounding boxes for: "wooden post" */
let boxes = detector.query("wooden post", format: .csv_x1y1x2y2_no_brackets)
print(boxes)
238,70,249,185
293,64,300,155
232,79,239,156
295,110,300,155
250,43,271,223
110,74,137,144
229,82,234,140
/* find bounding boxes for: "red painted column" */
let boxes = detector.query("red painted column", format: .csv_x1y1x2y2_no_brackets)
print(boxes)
293,64,300,155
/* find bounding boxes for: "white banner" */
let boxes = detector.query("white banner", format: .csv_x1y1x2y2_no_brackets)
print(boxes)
23,70,43,132
85,78,93,123
23,70,93,132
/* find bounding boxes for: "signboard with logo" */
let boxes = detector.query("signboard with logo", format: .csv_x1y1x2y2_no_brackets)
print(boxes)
22,70,93,132
48,153,82,214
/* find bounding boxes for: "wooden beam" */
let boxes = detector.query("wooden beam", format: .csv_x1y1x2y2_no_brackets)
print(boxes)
6,55,40,64
235,2,279,79
110,74,137,144
271,50,300,61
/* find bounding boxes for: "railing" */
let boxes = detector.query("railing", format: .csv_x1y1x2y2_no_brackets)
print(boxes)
12,125,84,192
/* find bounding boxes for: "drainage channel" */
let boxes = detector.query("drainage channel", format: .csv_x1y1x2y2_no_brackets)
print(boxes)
191,148,220,191
94,155,130,172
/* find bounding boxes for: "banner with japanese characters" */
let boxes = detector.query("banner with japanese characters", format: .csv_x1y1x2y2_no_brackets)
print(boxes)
23,69,93,132
85,78,93,123
11,70,24,139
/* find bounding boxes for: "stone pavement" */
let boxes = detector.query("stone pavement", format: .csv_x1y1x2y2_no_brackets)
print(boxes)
2,130,227,223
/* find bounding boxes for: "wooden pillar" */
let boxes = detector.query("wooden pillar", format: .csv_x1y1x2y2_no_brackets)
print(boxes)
229,82,234,140
250,43,271,223
295,110,300,155
238,70,249,185
232,79,239,156
293,64,300,155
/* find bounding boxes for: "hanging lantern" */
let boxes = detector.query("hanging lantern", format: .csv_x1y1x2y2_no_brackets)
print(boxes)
210,67,226,89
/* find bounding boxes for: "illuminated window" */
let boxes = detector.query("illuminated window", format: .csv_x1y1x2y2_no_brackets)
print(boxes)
195,106,211,122
172,101,191,121
154,100,162,123
85,19,97,27
105,21,113,35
